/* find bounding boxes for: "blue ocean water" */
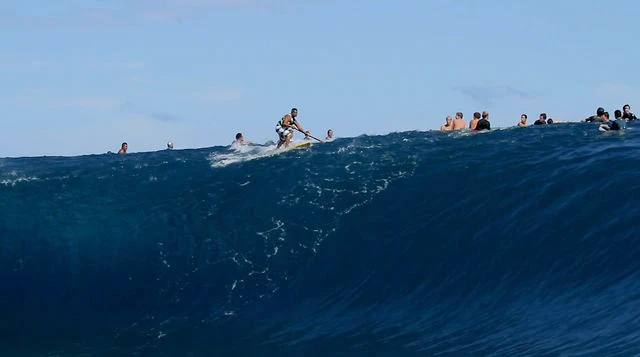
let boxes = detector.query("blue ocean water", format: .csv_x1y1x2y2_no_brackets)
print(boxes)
2,123,640,356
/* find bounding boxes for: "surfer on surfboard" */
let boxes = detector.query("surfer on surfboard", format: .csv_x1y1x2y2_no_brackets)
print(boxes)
276,108,312,149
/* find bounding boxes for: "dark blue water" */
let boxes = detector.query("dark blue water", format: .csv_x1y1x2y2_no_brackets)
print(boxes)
2,123,640,356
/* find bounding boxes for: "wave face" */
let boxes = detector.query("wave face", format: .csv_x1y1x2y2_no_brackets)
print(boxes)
3,124,640,356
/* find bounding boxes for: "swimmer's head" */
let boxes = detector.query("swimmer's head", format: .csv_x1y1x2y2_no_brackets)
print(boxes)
614,110,622,119
167,141,174,149
597,107,605,116
476,119,491,130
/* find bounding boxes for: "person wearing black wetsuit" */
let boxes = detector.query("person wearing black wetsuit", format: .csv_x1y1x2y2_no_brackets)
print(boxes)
534,113,548,125
614,110,623,121
475,112,491,131
475,119,490,130
622,104,637,121
599,112,624,131
583,107,605,122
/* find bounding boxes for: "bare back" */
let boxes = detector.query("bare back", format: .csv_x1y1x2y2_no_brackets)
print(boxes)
453,119,466,130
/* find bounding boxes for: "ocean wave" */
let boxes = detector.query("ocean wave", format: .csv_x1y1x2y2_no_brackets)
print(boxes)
2,123,640,356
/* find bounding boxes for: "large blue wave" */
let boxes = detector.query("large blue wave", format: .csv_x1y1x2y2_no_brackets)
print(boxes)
2,123,640,356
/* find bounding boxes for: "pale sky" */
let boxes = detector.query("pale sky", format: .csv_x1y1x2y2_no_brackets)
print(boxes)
2,0,639,157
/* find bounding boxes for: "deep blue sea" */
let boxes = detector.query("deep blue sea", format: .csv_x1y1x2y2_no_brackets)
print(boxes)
2,123,640,356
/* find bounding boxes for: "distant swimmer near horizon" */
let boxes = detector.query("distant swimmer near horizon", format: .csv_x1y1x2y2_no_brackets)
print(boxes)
518,114,528,127
167,141,174,150
599,121,622,131
534,113,547,125
582,107,606,122
325,129,334,141
474,113,491,131
453,112,466,130
599,112,624,131
469,112,481,130
546,118,566,124
441,116,454,131
118,142,128,155
623,104,637,121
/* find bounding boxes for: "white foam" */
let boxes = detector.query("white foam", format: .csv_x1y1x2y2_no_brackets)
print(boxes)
1,171,39,187
208,141,312,168
208,144,277,168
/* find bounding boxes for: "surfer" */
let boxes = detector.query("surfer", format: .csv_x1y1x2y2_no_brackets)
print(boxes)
622,104,637,121
469,112,481,130
276,108,310,149
441,116,454,131
453,112,466,130
232,133,253,145
599,112,624,131
325,129,334,141
582,107,605,122
475,114,491,131
534,113,548,125
546,117,566,124
518,114,528,127
118,142,128,154
614,109,623,121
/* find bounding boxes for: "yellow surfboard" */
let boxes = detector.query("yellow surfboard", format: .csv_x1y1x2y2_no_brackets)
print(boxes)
288,142,312,150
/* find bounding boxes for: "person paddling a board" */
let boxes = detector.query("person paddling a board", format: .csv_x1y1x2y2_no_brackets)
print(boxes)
276,108,311,149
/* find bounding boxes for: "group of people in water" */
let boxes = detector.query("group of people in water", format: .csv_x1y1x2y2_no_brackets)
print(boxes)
114,141,173,155
233,107,334,148
440,104,637,132
114,104,637,154
115,107,334,154
440,111,492,131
